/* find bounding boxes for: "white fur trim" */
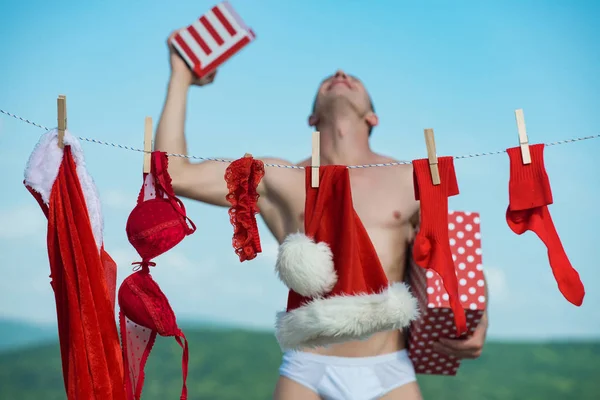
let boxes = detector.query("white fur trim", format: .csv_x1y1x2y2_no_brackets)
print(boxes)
24,129,104,250
275,233,337,297
275,282,420,351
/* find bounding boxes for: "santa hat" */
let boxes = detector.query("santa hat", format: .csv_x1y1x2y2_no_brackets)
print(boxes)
274,165,419,350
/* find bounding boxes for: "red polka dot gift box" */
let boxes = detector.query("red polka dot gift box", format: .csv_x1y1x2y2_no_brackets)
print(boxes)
170,1,256,79
405,211,487,376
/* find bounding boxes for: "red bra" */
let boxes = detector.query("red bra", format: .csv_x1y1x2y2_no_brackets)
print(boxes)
118,151,195,400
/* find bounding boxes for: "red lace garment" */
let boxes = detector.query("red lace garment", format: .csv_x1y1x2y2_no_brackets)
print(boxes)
224,155,265,262
118,151,195,400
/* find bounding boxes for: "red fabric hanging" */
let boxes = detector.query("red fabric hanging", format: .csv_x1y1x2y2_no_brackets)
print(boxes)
25,146,126,400
412,156,467,336
506,144,585,306
224,155,265,262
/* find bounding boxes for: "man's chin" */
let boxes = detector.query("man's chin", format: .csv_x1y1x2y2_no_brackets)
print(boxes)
319,96,359,112
327,84,352,93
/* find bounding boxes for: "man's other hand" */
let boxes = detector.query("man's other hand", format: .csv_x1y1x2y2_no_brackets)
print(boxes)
431,312,488,359
166,30,218,87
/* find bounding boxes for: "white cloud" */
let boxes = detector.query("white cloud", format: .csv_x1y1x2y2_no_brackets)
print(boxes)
158,251,197,272
107,246,217,286
483,265,509,303
109,247,139,269
101,189,134,210
259,238,279,264
0,204,46,239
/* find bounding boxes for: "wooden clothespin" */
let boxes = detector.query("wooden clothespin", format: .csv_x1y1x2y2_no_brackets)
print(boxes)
424,128,440,185
244,153,253,158
143,117,153,173
311,131,320,188
57,95,67,149
514,109,531,165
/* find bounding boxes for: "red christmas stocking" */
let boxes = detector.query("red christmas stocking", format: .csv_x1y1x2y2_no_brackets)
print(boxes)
506,144,584,306
412,156,467,336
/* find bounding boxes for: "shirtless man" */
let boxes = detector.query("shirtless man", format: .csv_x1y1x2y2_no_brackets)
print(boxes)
155,33,489,400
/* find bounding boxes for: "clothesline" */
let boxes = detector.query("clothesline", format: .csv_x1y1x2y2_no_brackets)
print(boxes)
2,108,599,169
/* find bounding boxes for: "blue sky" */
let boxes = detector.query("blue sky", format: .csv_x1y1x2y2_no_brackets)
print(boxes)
0,0,598,340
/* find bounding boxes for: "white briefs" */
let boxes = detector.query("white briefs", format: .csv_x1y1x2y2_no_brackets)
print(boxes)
279,350,417,400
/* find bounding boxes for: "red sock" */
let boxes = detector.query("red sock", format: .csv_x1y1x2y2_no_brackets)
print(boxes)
412,156,467,336
506,144,585,306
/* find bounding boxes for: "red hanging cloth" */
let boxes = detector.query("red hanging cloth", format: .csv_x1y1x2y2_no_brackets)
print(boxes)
24,130,126,400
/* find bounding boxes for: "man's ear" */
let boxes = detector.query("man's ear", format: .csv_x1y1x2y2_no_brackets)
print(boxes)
365,111,379,128
308,114,319,127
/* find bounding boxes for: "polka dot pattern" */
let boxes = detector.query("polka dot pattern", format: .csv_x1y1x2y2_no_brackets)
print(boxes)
406,211,486,376
123,316,154,385
415,211,486,310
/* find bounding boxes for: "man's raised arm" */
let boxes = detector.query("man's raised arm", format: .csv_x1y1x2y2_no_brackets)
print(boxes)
154,32,260,207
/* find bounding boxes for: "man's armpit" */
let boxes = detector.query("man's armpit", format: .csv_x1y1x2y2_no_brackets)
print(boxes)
258,157,297,197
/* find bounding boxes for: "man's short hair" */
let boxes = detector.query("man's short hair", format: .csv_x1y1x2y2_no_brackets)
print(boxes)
311,95,376,136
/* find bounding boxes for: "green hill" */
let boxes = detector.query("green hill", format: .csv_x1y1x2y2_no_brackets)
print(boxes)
0,319,56,351
0,327,598,400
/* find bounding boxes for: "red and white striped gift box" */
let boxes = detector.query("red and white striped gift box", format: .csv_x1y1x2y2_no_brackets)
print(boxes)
170,1,256,78
405,211,487,376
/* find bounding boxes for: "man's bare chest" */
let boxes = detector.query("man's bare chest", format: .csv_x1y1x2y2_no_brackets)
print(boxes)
284,172,417,232
352,180,416,230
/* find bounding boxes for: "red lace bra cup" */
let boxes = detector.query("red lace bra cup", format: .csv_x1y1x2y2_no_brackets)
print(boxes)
224,156,265,262
126,154,196,261
126,198,188,261
119,270,179,335
118,269,189,400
